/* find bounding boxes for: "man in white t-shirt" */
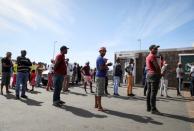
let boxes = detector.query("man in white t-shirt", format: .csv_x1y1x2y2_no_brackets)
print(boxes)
176,63,184,96
160,61,169,97
63,58,73,92
46,59,55,91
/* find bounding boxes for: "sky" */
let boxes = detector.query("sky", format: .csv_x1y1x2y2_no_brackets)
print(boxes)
1,0,194,68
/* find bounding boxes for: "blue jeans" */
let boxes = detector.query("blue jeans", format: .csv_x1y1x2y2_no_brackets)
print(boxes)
113,76,120,94
16,72,29,96
36,74,42,87
190,77,194,96
53,74,64,103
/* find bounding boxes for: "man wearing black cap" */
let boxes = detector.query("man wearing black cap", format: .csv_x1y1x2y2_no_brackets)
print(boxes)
146,44,161,114
53,46,68,107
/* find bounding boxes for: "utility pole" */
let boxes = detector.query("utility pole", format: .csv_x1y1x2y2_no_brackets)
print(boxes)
53,41,57,59
137,39,141,50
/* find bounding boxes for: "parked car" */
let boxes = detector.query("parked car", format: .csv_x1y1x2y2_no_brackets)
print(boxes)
41,70,49,86
41,63,74,86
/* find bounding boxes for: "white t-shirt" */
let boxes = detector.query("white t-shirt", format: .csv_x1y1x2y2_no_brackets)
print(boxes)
190,66,194,77
48,64,54,73
66,63,73,76
176,67,184,78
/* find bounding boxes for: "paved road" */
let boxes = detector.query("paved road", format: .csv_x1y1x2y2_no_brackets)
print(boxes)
0,83,193,131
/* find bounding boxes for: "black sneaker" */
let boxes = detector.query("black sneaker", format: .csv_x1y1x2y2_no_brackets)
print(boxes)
16,95,20,100
147,108,151,112
53,102,62,107
59,100,65,104
21,95,28,99
105,92,110,95
151,109,160,114
114,93,120,96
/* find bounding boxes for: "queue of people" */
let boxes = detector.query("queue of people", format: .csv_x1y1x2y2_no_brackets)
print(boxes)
1,45,194,113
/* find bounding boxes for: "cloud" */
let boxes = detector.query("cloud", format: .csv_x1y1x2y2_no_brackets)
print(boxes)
139,0,194,39
104,0,194,48
0,0,74,34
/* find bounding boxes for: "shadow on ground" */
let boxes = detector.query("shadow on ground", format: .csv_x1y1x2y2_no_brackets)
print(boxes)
108,95,168,102
20,98,44,106
3,93,43,106
59,105,107,118
27,90,42,94
158,97,194,102
104,109,163,125
3,93,16,100
68,91,87,96
156,112,194,123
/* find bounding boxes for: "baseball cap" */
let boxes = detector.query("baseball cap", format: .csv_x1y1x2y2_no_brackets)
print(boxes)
99,47,106,52
60,46,69,51
149,45,160,50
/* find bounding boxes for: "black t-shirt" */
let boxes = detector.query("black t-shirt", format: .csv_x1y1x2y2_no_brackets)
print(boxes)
1,57,13,73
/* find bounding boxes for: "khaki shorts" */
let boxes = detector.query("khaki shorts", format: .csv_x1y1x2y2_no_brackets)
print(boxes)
95,77,105,96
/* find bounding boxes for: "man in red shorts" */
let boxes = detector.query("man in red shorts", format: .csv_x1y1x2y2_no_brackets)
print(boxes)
81,62,94,93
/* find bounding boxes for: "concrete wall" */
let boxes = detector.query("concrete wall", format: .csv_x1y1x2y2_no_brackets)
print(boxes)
115,47,194,87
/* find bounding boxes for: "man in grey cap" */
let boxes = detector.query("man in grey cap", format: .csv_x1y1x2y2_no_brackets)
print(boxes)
146,44,161,114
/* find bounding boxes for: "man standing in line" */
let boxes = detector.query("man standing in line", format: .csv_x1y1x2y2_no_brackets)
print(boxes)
71,63,77,85
146,45,161,114
36,62,44,87
63,58,72,92
125,58,135,96
81,61,94,93
113,58,122,96
95,47,112,111
176,63,184,96
160,60,169,97
104,58,110,95
16,50,32,99
53,46,68,107
1,52,13,95
47,59,55,91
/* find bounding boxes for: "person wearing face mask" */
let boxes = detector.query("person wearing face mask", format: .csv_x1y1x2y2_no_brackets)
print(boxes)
146,44,161,114
1,52,13,95
15,50,32,99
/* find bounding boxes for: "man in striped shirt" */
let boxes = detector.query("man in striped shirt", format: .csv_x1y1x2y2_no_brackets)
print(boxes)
15,50,32,99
